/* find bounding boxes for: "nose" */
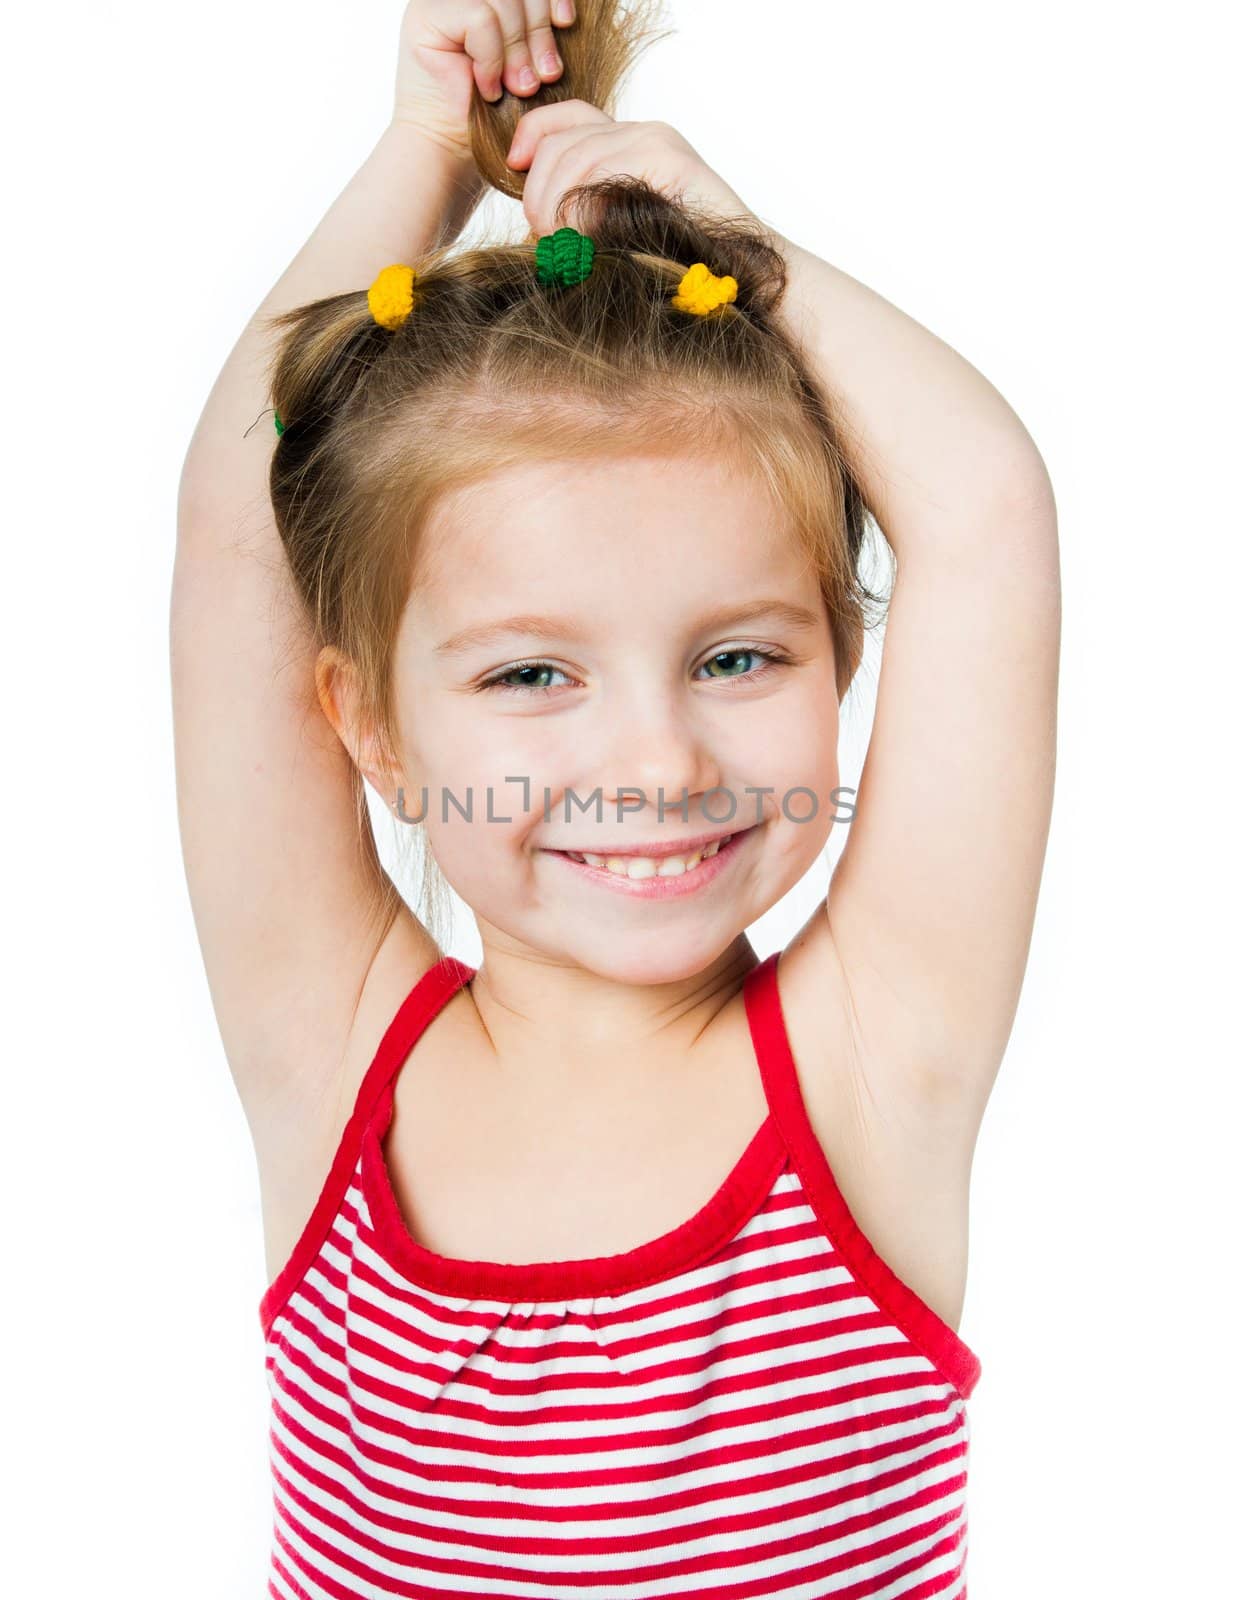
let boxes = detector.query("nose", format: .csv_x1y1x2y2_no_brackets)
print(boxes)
596,685,723,825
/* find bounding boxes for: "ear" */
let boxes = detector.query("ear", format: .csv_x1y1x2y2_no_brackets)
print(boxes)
314,645,403,808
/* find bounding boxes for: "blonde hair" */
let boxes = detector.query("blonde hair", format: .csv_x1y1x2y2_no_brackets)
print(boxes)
263,0,884,948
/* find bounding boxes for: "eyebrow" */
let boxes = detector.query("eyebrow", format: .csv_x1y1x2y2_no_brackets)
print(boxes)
433,600,824,658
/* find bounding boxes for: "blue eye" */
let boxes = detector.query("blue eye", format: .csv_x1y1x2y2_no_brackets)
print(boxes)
481,661,573,695
479,647,791,696
697,647,788,684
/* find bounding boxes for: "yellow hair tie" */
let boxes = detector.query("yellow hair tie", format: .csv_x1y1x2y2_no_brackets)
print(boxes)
368,263,420,331
672,261,739,317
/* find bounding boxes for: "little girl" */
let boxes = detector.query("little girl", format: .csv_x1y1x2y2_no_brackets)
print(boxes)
173,2,1059,1594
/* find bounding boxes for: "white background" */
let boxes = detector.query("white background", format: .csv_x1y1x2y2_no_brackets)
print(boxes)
4,1,1244,1592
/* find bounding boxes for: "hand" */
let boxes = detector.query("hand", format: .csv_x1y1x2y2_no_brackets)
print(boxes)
505,100,758,239
393,0,578,164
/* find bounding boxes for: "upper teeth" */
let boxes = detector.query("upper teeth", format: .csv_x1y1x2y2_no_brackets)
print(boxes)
566,839,726,878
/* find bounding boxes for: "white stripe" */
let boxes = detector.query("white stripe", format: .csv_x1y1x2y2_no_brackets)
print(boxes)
336,1280,914,1406
272,1308,946,1451
268,1453,969,1594
266,1380,965,1527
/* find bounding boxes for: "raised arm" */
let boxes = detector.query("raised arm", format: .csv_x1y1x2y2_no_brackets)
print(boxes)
171,120,481,1137
501,96,1059,1116
769,232,1060,1107
171,0,583,1136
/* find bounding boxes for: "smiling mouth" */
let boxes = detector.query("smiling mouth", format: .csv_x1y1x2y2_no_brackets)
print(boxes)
545,823,759,881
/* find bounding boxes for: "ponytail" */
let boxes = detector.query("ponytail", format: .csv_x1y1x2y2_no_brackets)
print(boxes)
469,0,672,202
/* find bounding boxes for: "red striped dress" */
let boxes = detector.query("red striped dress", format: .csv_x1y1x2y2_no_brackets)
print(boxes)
260,950,982,1599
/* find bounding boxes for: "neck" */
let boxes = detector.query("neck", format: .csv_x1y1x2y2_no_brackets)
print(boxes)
465,932,760,1083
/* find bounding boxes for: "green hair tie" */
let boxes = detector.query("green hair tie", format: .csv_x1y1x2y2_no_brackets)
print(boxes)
535,227,595,287
273,410,286,438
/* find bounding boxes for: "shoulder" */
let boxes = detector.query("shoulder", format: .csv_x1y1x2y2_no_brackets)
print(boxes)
336,910,461,1120
250,907,452,1287
770,903,987,1335
774,896,997,1137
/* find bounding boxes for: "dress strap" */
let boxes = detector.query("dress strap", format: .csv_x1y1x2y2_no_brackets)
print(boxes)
741,947,982,1400
349,955,477,1132
258,954,476,1338
741,949,786,1102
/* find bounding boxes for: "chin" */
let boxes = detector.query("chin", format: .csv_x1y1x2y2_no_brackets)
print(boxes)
556,931,747,989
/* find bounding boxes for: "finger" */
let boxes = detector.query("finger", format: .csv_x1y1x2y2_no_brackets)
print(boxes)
507,98,613,170
463,4,509,101
523,124,627,237
523,1,565,86
517,121,604,232
493,0,547,98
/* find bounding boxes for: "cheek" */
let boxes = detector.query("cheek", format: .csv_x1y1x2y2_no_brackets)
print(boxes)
753,691,841,862
389,682,571,893
754,689,839,787
397,697,507,789
407,715,550,868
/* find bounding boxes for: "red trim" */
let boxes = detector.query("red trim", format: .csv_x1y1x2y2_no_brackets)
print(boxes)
257,955,476,1339
743,949,983,1402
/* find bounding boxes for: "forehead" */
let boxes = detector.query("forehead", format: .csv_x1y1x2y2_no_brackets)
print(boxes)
414,452,809,612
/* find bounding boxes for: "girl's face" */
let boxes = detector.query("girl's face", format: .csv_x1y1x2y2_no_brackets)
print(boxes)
389,451,842,984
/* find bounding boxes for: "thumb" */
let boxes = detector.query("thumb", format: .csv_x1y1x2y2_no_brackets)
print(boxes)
506,98,614,171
